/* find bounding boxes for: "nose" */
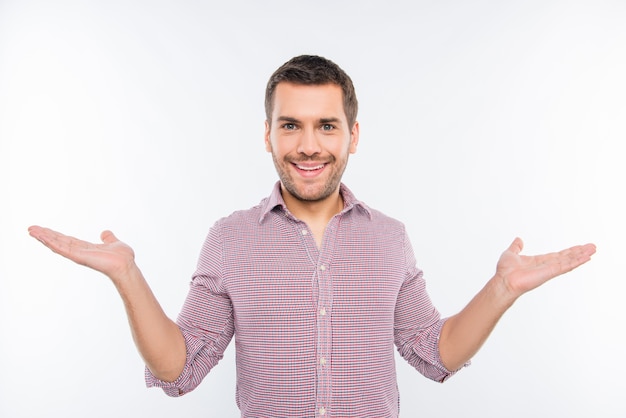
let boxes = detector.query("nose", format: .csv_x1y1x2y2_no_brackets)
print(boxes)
296,128,322,156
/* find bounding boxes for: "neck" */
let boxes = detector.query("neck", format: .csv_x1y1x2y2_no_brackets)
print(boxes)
280,185,344,226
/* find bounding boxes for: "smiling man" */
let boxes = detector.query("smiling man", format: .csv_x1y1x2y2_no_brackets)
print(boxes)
265,80,359,247
29,55,596,417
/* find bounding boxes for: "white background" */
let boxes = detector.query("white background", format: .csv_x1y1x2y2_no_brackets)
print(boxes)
1,1,624,417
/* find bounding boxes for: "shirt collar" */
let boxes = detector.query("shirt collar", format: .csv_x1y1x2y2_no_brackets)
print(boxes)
259,181,372,223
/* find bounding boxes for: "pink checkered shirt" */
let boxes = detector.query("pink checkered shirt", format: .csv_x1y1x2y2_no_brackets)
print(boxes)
146,182,458,417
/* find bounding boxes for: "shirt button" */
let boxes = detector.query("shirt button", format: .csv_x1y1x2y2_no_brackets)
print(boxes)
319,265,326,271
320,357,327,366
301,229,308,235
319,407,326,416
320,307,326,316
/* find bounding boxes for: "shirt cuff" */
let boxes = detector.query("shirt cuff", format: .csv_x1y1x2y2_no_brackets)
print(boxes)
433,318,471,382
144,329,205,397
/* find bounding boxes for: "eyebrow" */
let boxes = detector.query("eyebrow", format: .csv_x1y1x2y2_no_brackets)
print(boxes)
276,116,300,124
319,117,342,125
275,116,343,125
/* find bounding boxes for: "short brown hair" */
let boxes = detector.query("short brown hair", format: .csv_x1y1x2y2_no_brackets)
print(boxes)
265,55,358,128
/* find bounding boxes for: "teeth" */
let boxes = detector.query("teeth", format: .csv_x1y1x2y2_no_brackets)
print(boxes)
297,164,324,171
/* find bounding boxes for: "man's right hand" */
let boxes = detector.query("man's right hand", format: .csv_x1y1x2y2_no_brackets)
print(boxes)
28,226,137,285
28,225,187,382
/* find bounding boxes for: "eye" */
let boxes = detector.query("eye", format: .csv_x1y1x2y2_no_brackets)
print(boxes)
282,123,297,130
321,124,335,131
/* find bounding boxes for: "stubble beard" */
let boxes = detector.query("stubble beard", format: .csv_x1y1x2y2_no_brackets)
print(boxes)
271,152,349,203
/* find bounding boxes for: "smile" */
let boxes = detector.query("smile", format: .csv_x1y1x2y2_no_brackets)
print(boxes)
295,163,326,171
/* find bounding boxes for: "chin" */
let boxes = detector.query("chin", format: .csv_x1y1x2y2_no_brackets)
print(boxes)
288,183,338,203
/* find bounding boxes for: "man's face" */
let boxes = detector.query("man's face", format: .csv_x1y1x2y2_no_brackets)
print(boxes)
265,82,359,203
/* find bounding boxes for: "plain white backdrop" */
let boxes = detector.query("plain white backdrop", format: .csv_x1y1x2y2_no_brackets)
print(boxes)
1,1,624,417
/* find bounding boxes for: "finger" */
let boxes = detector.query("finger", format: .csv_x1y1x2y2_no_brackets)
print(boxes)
28,226,91,259
100,230,118,244
507,237,524,255
563,243,596,267
28,225,45,243
557,244,596,263
28,225,52,240
581,243,597,258
28,225,67,247
535,244,596,276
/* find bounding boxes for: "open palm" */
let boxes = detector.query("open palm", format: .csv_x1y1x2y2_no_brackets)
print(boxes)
496,237,596,298
28,226,136,282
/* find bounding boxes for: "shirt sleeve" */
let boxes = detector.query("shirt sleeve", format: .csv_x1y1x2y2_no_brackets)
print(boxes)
145,222,235,396
393,229,468,383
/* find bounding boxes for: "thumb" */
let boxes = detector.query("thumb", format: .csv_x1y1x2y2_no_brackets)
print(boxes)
100,230,118,244
508,237,524,254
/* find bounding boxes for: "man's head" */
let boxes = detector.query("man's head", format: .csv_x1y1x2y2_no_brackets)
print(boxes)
264,56,360,205
265,55,358,129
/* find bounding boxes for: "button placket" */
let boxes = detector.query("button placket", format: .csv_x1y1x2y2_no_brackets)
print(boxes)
316,258,331,418
314,215,341,418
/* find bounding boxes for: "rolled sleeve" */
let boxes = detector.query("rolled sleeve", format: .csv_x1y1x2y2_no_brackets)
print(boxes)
144,327,214,396
419,317,470,382
145,224,235,396
394,231,468,383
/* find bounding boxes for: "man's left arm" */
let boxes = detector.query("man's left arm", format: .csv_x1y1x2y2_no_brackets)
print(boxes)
438,237,596,371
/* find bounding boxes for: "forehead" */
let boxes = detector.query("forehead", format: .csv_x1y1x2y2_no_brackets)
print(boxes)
272,82,346,121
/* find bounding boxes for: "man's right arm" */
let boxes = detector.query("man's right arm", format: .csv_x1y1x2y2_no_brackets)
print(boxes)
28,226,186,382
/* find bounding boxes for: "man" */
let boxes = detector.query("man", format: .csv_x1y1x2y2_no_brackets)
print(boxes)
28,55,596,417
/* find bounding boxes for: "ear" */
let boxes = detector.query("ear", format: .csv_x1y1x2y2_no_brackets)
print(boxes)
264,120,272,152
349,121,360,154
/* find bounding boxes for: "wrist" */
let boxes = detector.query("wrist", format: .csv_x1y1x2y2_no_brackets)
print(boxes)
110,262,143,292
487,274,519,311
